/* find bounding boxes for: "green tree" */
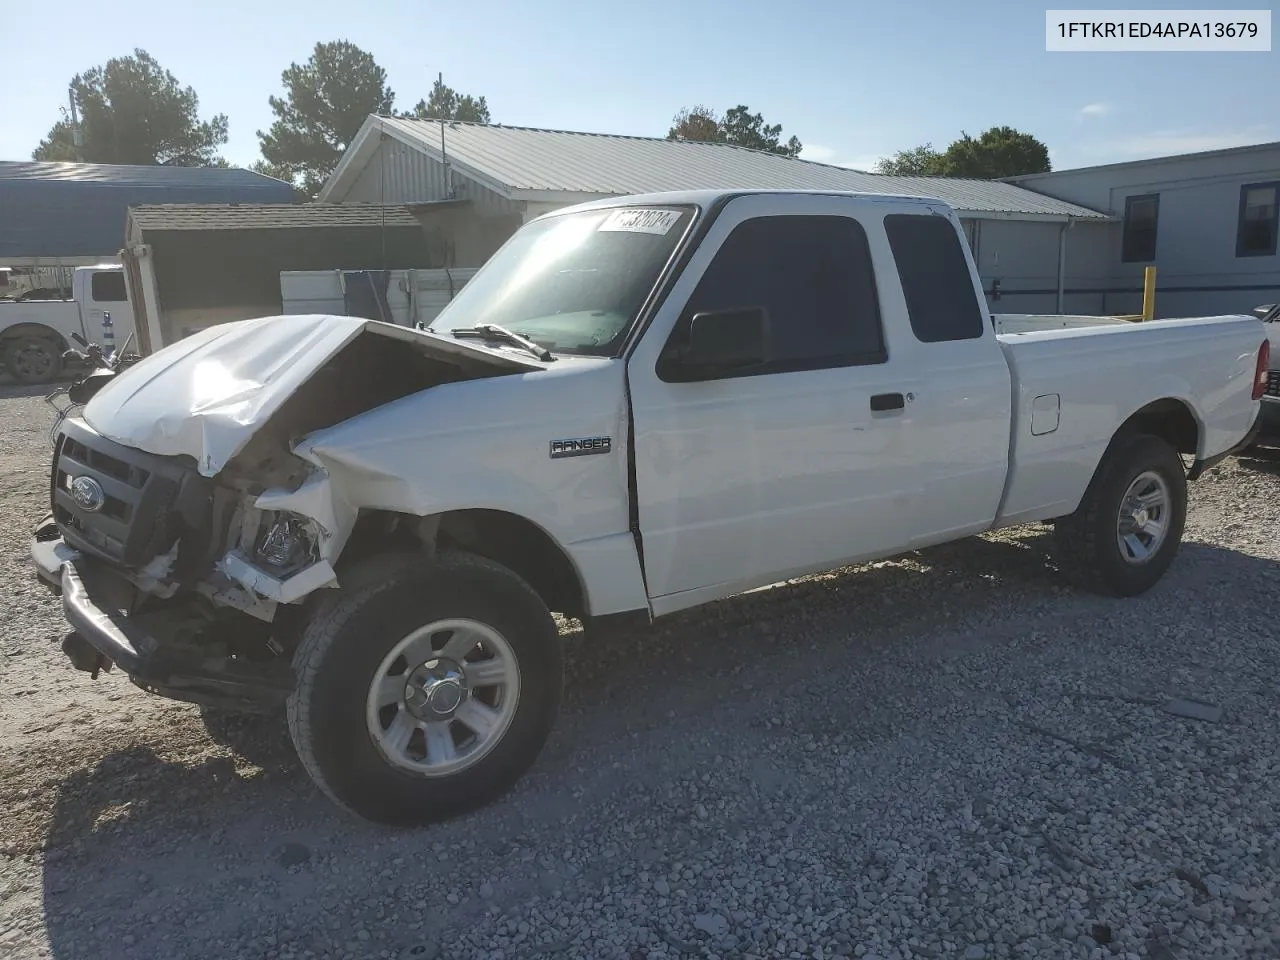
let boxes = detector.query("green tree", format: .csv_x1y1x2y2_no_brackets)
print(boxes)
257,40,396,197
876,127,1051,179
720,105,802,157
939,126,1051,178
667,103,803,157
874,144,946,176
668,105,726,143
33,49,228,166
405,74,491,123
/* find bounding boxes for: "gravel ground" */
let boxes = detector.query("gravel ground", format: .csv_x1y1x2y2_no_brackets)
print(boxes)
1,382,1278,960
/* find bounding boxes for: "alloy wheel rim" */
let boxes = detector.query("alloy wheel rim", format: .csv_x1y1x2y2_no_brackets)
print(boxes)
1116,470,1170,564
365,618,520,777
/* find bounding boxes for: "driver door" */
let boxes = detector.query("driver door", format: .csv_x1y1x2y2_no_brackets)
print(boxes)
626,194,923,615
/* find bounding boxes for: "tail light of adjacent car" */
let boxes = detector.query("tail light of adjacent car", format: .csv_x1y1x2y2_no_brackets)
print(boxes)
1253,339,1271,401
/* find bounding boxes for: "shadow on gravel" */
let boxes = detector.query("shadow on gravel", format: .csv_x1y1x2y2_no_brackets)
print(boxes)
196,705,294,770
1235,446,1280,476
35,532,1279,959
42,745,273,854
0,379,76,401
559,529,1066,693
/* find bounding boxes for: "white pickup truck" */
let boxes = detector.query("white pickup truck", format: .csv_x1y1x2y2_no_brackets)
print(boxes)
30,190,1269,825
0,265,136,383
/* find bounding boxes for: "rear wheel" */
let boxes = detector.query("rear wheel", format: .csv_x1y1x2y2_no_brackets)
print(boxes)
1054,433,1187,596
5,336,63,384
286,550,563,825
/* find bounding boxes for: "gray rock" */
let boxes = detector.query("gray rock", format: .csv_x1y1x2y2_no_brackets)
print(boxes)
694,913,729,937
1162,698,1223,723
277,843,311,867
399,943,440,960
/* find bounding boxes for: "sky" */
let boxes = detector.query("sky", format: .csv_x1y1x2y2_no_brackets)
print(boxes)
1,0,1276,174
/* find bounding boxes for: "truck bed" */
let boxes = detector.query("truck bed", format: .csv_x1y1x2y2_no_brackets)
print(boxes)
994,314,1262,527
992,313,1131,334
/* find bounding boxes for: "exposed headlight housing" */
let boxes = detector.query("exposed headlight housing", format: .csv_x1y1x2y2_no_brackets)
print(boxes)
256,514,318,574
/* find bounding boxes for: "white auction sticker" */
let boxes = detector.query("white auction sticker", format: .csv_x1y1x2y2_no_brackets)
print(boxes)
598,208,683,235
1046,9,1271,51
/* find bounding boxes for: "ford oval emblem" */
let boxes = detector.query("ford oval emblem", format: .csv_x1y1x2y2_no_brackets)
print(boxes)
70,476,106,513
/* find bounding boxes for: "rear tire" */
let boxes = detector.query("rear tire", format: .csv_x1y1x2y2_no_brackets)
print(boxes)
286,550,563,826
5,336,63,384
1054,433,1187,597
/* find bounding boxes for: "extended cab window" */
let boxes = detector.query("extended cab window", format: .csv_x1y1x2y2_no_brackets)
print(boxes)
678,214,886,373
91,271,127,302
884,213,985,343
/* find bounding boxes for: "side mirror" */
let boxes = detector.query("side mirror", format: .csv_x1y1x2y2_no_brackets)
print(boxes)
667,306,771,380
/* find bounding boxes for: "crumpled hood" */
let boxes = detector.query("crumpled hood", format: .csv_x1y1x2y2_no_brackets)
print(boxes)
83,314,540,477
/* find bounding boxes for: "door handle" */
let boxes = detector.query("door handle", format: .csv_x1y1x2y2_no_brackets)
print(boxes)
870,392,905,412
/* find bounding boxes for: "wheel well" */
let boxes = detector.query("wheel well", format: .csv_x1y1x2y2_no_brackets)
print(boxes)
335,508,587,620
0,323,69,350
1117,398,1199,457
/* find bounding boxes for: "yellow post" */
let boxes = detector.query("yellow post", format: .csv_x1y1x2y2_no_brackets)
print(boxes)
1141,265,1157,322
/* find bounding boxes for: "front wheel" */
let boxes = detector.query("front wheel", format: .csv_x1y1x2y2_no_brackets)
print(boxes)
5,336,63,384
1054,433,1188,597
286,550,563,826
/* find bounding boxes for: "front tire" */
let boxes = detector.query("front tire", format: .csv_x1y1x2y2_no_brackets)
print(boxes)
5,336,63,384
286,550,563,826
1054,433,1187,597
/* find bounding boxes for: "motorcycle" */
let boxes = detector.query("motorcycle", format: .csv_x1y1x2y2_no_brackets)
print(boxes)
45,330,142,445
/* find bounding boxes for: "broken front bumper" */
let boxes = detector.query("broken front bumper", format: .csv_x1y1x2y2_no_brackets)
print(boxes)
31,514,294,713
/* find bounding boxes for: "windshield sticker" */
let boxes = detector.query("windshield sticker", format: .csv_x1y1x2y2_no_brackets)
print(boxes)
598,208,683,236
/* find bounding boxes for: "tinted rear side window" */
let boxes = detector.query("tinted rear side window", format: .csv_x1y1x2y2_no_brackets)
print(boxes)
682,214,886,372
91,271,127,302
883,214,984,343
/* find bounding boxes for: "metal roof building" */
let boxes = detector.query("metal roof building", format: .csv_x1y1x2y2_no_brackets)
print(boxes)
0,161,297,265
317,117,1111,314
321,117,1109,223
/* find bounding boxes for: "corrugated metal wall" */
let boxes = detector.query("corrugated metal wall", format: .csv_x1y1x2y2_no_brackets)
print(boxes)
342,139,522,216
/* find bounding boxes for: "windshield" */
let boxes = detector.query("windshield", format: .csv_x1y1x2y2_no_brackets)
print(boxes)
427,205,695,356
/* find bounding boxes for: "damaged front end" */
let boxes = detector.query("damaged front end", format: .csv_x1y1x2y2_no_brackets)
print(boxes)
201,437,345,623
31,417,321,710
32,315,540,710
